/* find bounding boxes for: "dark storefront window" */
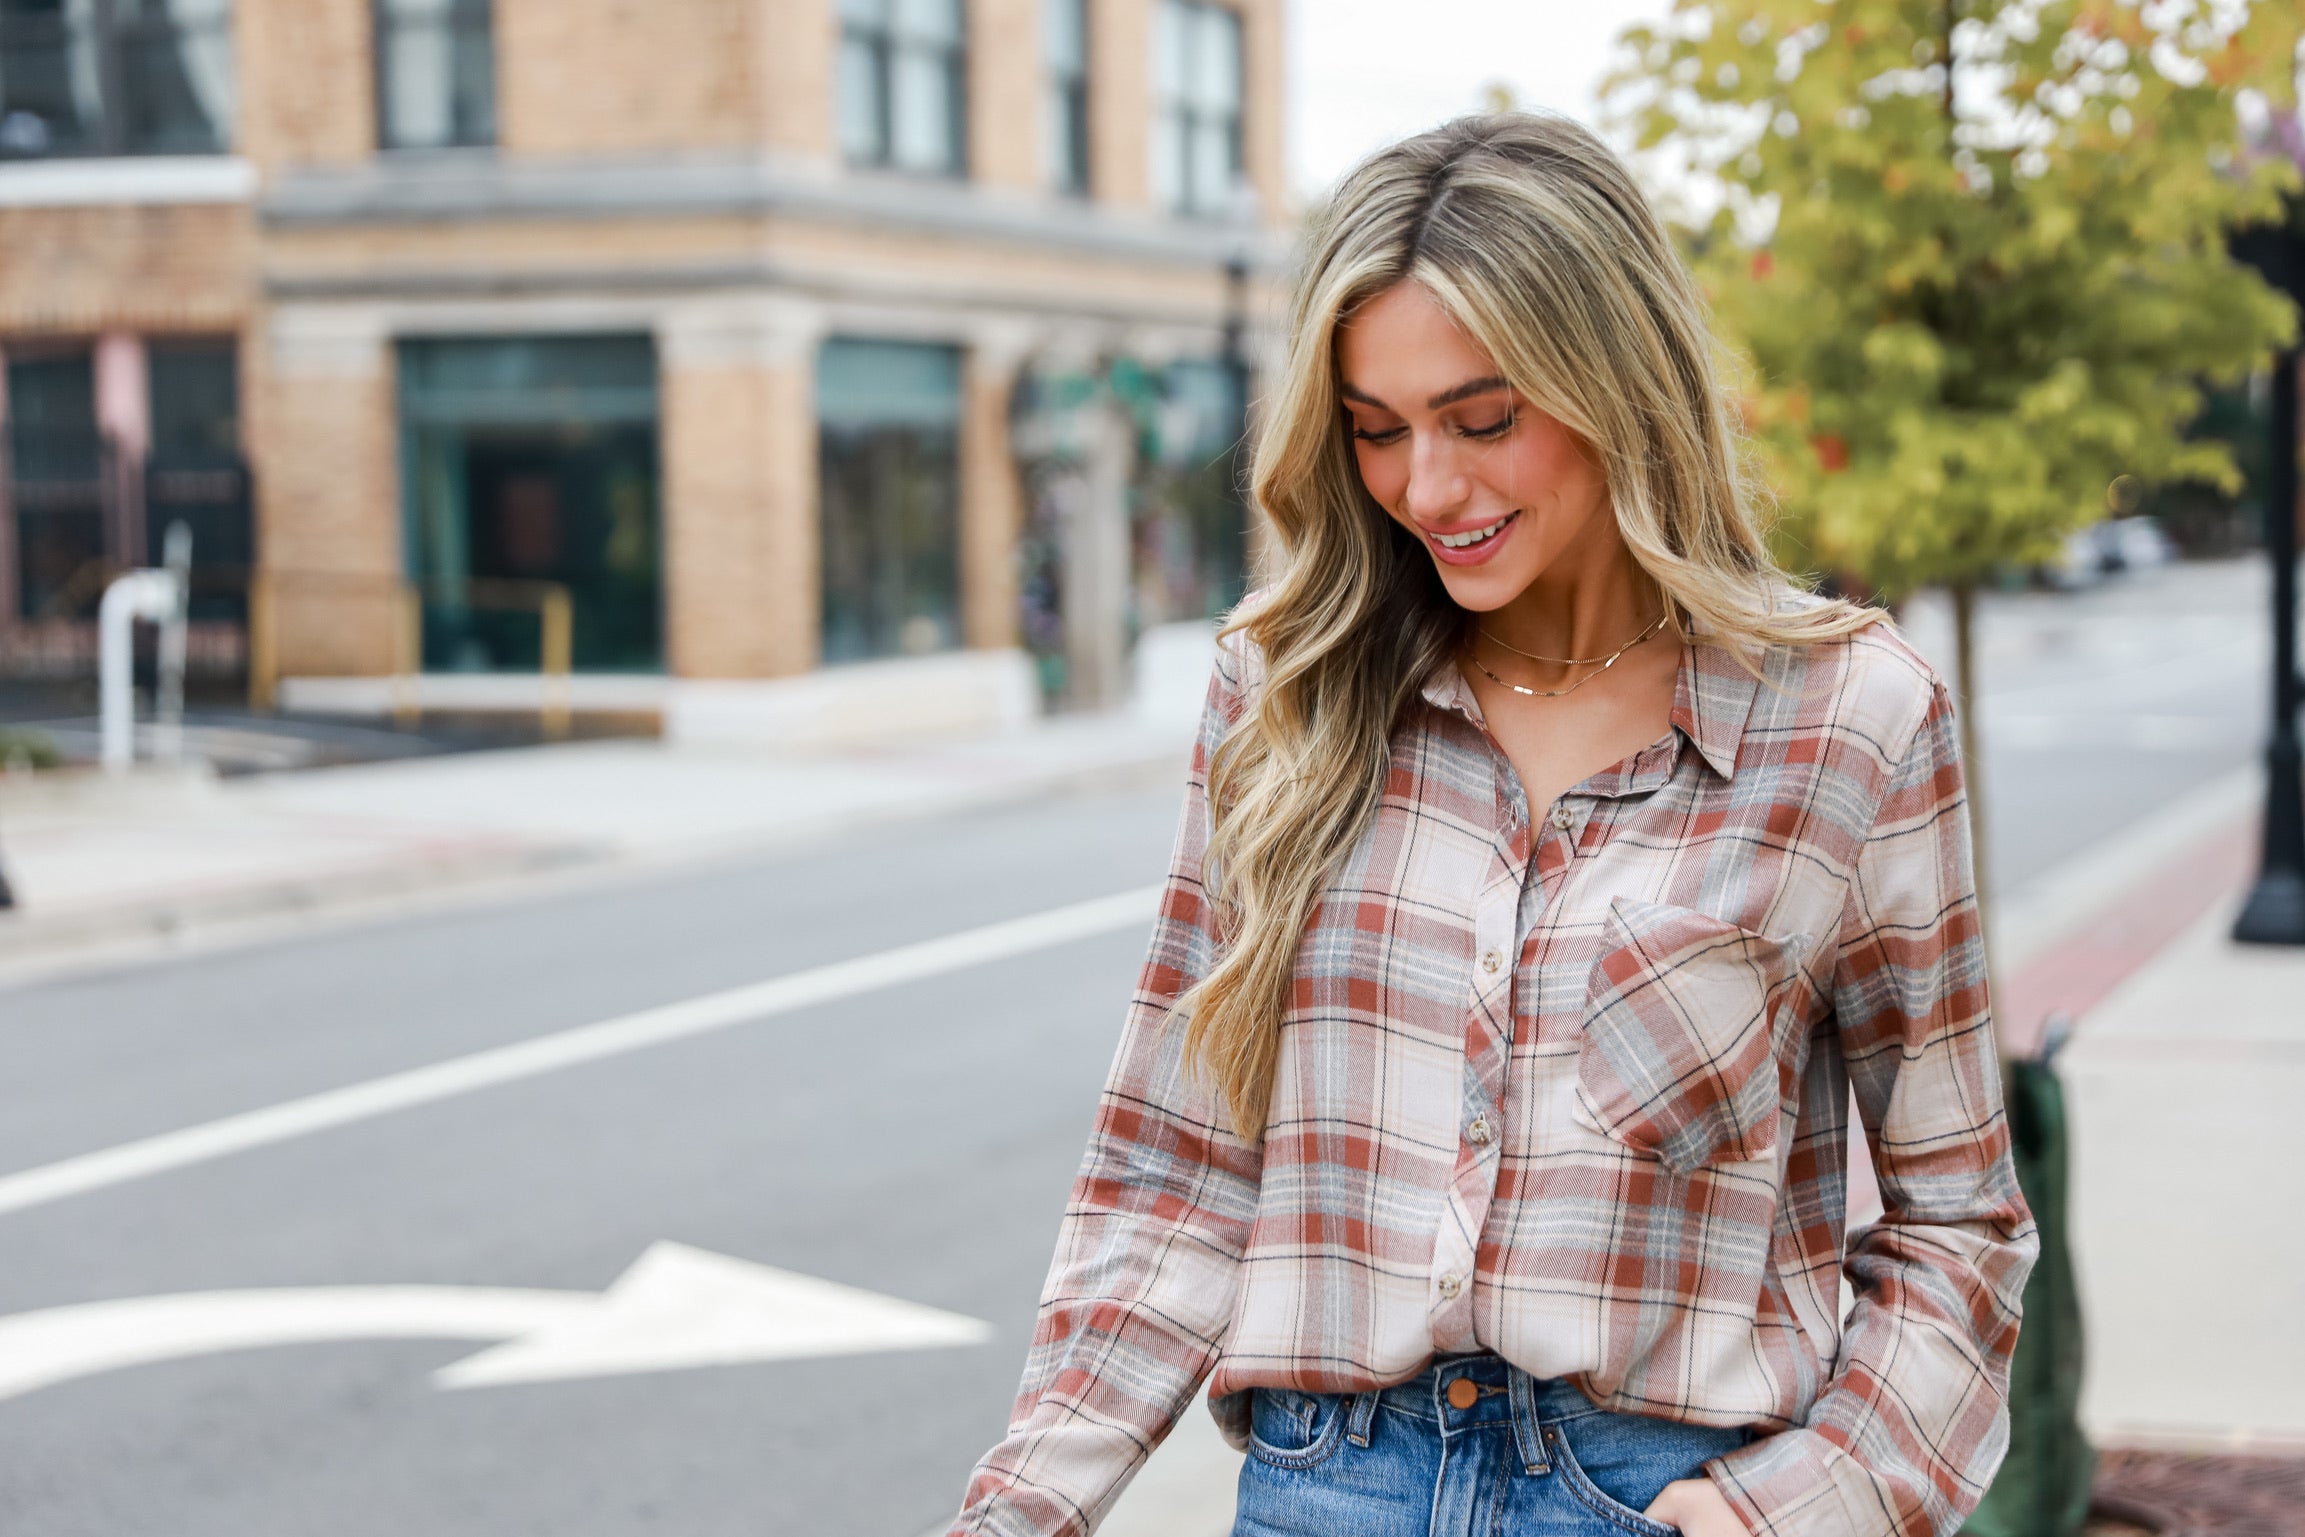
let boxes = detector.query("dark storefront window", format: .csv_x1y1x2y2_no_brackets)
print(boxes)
838,0,965,176
145,337,248,619
818,338,961,664
6,347,103,618
399,336,661,672
1045,0,1087,195
1153,0,1242,217
375,0,494,151
1134,356,1247,623
0,0,234,159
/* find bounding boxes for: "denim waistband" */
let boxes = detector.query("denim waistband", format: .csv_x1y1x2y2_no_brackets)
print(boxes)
1376,1353,1601,1428
1305,1354,1610,1475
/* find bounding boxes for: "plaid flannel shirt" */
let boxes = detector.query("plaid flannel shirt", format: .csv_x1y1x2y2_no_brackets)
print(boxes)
952,615,2037,1537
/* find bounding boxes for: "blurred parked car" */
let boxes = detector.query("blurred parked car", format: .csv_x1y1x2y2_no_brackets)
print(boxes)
2043,517,2178,589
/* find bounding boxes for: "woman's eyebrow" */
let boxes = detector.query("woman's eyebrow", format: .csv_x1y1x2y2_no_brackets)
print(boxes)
1426,375,1509,409
1337,376,1509,411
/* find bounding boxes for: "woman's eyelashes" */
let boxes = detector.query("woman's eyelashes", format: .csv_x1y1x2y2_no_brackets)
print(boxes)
1346,412,1515,446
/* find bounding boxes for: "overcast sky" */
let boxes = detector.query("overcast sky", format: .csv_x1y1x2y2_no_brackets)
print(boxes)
1285,1,1678,204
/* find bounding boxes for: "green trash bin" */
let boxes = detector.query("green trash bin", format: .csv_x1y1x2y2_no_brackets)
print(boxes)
1961,1033,2095,1536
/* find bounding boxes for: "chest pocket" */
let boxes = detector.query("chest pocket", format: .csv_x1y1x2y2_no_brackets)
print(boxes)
1573,898,1813,1175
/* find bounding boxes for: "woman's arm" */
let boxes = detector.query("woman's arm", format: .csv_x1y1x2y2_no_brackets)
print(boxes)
947,640,1266,1537
1703,672,2039,1537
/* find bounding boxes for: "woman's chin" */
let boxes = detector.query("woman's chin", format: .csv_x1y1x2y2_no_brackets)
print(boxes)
1432,557,1538,614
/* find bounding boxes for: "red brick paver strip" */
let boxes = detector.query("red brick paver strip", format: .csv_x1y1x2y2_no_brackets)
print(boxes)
1996,819,2257,1058
2090,1449,2305,1536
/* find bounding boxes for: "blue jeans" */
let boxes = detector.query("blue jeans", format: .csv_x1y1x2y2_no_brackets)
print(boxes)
1232,1354,1753,1537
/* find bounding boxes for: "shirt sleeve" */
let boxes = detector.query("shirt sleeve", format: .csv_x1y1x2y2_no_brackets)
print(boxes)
1704,674,2039,1537
948,636,1266,1537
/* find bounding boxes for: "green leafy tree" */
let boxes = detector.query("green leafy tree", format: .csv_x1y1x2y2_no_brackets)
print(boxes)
1607,0,2301,938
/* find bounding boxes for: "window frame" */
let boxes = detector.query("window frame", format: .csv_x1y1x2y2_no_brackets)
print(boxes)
1154,0,1245,219
838,0,968,179
0,0,236,160
1044,0,1088,197
371,0,498,154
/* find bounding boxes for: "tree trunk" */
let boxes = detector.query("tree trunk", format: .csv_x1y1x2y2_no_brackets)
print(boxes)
1949,581,1999,1004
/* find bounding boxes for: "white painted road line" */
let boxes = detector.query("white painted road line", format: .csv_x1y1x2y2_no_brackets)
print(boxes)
0,885,1163,1219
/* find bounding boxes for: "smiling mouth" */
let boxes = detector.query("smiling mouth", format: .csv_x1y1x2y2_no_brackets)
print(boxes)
1430,511,1518,549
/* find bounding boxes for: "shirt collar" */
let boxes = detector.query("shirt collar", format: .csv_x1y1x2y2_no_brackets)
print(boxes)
1672,635,1761,782
1420,630,1760,783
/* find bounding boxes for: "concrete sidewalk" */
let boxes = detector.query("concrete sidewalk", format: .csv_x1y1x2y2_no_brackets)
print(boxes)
0,709,1196,971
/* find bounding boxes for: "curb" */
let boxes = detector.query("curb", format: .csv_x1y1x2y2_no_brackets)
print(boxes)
0,741,1188,982
0,837,601,965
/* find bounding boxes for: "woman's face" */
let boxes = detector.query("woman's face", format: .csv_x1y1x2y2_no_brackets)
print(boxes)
1334,280,1614,613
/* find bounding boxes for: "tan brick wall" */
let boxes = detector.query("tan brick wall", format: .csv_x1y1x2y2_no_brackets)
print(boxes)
763,0,837,157
264,208,1249,330
1088,0,1152,210
248,328,402,675
763,216,1243,322
262,213,766,288
661,358,817,677
497,0,761,156
969,0,1042,191
959,352,1022,649
237,0,375,169
0,205,253,334
1238,0,1286,227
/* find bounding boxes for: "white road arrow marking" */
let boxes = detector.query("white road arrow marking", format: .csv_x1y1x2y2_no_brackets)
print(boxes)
0,1242,991,1403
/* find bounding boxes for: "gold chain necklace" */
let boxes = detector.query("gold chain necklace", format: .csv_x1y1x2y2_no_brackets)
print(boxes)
1466,609,1671,700
1476,607,1670,666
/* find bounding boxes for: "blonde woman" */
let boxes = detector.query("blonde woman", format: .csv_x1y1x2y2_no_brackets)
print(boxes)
948,113,2034,1537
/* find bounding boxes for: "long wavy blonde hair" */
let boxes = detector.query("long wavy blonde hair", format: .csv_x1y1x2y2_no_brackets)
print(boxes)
1179,111,1879,1141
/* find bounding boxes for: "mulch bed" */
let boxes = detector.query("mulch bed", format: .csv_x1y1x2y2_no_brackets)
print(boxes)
2086,1449,2305,1536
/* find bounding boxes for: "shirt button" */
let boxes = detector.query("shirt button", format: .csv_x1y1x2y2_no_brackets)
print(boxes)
1438,1273,1463,1301
1550,805,1576,832
1479,949,1503,974
1467,1117,1493,1146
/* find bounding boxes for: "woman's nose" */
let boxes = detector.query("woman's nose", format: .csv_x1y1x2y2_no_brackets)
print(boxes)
1402,435,1470,523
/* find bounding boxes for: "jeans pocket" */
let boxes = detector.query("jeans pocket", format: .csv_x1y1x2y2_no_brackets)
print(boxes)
1545,1409,1749,1537
1245,1387,1348,1471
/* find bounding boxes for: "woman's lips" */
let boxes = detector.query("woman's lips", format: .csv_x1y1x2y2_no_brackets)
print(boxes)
1423,510,1521,567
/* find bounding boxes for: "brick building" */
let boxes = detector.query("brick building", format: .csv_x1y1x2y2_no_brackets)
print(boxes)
0,0,1283,731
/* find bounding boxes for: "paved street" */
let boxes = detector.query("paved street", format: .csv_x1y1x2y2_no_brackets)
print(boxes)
0,559,2284,1536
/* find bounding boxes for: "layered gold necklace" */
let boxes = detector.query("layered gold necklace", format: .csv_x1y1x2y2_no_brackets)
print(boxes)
1466,607,1672,700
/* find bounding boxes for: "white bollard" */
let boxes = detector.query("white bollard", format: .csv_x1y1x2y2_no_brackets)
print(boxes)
97,569,181,774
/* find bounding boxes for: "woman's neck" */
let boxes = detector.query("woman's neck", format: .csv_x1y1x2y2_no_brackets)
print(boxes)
1473,527,1664,662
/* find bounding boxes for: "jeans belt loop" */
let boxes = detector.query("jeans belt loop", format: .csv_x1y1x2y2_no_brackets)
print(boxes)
1346,1388,1381,1448
1508,1366,1550,1474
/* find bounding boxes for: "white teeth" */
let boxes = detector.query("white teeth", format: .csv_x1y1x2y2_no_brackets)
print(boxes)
1434,514,1513,549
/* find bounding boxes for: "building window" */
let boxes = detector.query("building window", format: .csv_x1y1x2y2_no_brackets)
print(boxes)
145,337,249,619
838,0,965,177
399,336,662,672
1153,0,1242,217
817,338,962,663
375,0,494,151
1044,0,1086,195
0,0,235,159
5,347,103,619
